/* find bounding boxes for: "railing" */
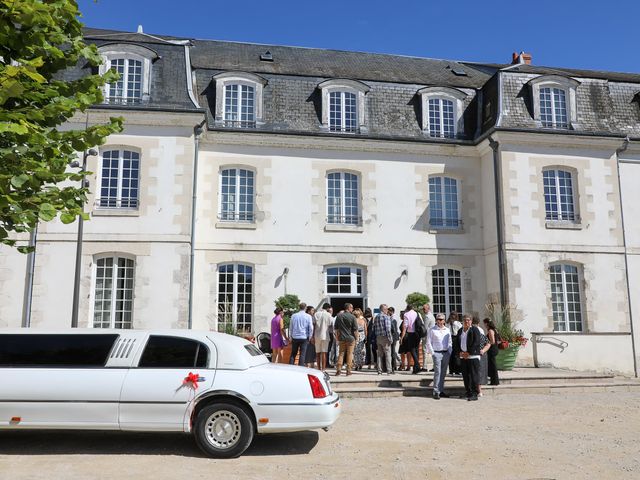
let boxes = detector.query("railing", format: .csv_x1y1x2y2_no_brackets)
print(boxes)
95,198,139,209
223,120,257,129
103,96,146,106
218,212,256,222
326,215,362,226
429,218,463,228
545,213,581,222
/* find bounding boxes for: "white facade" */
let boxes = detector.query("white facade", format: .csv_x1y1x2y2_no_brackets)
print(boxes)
1,30,639,377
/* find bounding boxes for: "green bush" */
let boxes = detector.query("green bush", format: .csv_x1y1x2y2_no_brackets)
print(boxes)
405,292,430,310
275,294,300,329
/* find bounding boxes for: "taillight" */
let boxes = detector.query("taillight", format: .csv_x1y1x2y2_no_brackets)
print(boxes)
308,374,327,399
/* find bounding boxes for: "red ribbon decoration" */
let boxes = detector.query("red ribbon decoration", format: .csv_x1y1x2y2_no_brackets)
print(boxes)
183,372,199,390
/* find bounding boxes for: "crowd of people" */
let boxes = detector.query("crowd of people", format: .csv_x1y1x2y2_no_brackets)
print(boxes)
270,302,502,401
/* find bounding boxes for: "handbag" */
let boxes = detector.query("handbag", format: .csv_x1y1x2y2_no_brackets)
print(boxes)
415,316,427,338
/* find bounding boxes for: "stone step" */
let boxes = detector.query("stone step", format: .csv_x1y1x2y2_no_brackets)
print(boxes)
329,373,617,390
333,381,640,398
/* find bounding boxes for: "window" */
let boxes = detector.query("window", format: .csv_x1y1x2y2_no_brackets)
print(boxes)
539,87,568,128
318,79,370,134
139,336,208,368
218,263,253,333
98,45,155,105
428,98,455,138
219,168,255,222
528,75,580,129
97,149,140,209
327,171,360,225
428,176,461,228
212,72,267,128
224,84,256,128
107,58,143,104
326,266,362,296
432,268,463,315
0,334,118,367
93,256,135,329
329,91,358,132
550,264,583,332
543,169,577,221
417,87,467,138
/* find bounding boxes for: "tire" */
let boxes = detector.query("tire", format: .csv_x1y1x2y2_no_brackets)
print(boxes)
193,402,255,458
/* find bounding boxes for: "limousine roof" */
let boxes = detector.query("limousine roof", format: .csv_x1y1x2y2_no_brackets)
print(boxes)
0,329,267,370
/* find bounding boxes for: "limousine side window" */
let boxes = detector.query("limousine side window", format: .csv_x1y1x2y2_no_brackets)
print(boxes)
138,336,209,368
0,334,119,367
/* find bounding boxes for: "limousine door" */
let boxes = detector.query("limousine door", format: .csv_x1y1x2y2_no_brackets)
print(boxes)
0,333,125,428
119,335,215,431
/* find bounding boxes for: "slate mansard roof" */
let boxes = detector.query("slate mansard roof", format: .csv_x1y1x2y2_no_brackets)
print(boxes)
81,27,640,141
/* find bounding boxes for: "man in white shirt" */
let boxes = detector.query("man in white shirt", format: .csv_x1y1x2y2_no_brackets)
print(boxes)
426,313,451,399
420,304,436,371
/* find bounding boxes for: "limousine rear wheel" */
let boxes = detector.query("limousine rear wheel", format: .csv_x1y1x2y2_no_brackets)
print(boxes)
194,402,254,458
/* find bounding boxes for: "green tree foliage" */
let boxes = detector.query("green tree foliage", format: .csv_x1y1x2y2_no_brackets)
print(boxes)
0,0,123,251
274,294,301,329
405,292,430,310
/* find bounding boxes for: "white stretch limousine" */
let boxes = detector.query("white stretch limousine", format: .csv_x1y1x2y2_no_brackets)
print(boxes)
0,329,340,458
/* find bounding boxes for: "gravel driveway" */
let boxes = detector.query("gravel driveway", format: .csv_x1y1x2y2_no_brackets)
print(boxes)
1,391,638,479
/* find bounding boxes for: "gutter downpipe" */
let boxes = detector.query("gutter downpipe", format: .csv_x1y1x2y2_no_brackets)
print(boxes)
615,136,638,378
21,226,38,328
188,120,206,329
489,136,507,308
489,71,508,307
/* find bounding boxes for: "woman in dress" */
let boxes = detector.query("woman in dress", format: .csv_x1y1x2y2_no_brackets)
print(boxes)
270,307,288,363
364,308,376,369
353,308,368,370
483,317,500,385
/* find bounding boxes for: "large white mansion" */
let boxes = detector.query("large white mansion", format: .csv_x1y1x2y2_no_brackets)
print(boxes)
1,28,639,375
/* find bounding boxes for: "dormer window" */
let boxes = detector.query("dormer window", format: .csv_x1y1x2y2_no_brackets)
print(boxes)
528,75,580,130
318,79,370,134
417,87,467,139
212,72,267,128
98,44,156,105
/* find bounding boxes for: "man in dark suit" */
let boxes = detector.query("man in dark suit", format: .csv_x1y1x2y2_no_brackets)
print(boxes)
459,314,482,401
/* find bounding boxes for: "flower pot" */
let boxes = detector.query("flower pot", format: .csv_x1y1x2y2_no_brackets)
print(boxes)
495,344,519,371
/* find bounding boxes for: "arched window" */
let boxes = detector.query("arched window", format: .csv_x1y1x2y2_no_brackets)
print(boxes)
542,168,577,221
528,75,579,130
325,266,363,296
213,72,267,128
98,44,156,105
218,168,255,222
550,263,583,332
97,148,140,209
417,86,467,138
92,255,135,329
217,263,253,333
318,79,370,134
327,171,360,225
428,176,461,229
431,267,463,316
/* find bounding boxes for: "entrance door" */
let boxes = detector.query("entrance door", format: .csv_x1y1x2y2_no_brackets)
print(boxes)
329,297,364,313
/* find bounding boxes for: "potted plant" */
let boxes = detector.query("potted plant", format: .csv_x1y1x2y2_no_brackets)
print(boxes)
485,302,528,371
405,292,430,311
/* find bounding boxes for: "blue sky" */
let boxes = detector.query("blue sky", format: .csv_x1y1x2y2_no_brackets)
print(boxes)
78,0,639,73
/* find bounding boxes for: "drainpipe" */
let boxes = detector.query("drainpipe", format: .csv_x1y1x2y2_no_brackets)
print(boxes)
615,136,638,378
489,136,508,307
21,225,38,328
187,120,206,329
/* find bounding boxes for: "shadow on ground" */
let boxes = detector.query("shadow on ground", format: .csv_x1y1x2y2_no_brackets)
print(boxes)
0,430,320,457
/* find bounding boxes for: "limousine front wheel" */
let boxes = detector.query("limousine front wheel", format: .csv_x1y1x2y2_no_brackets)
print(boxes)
194,403,254,458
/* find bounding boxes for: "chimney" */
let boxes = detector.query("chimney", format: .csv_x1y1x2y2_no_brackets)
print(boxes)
137,25,144,33
511,51,532,65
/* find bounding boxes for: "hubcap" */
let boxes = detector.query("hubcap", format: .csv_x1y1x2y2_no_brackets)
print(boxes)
205,410,241,449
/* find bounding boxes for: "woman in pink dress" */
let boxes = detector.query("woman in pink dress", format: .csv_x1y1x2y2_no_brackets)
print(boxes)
270,307,288,363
